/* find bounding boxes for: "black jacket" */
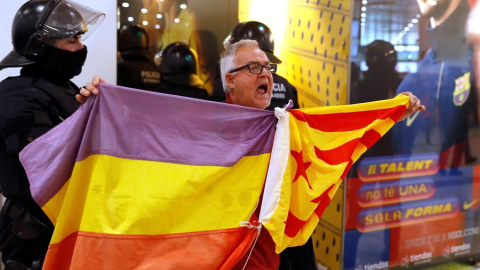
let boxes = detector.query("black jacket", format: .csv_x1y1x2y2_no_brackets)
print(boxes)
0,67,80,201
0,66,81,267
118,49,161,91
156,79,210,100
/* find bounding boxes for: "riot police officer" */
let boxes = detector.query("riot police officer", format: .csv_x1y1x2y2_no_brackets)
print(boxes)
350,40,402,158
156,42,210,100
212,21,300,111
0,1,105,269
351,40,401,104
117,24,161,91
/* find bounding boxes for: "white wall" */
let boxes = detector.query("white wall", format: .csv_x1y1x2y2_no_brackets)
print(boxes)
0,1,117,86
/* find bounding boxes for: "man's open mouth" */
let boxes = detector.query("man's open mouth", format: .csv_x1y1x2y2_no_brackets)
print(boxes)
256,83,268,94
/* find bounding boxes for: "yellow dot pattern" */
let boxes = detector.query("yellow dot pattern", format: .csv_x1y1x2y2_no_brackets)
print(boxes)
311,182,344,269
239,0,352,108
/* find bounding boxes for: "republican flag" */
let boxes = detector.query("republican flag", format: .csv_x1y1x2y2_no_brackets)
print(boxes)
19,83,409,268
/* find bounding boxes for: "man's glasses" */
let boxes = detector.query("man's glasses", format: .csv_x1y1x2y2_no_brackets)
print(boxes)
228,63,277,74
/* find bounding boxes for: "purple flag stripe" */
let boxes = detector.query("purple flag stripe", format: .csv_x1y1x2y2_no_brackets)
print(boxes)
80,84,276,165
20,83,277,206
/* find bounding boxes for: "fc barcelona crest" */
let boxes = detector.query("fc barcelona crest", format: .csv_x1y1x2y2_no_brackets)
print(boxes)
453,72,471,106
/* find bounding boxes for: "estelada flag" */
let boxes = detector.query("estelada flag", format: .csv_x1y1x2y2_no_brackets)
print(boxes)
259,96,408,253
19,83,408,269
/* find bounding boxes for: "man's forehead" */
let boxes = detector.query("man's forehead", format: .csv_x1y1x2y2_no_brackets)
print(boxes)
235,46,269,63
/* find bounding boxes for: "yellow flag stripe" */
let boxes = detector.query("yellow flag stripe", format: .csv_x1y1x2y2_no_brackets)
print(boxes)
296,94,409,115
292,117,395,151
45,154,269,244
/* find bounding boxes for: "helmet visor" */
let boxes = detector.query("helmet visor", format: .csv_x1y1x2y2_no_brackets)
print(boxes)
37,0,105,45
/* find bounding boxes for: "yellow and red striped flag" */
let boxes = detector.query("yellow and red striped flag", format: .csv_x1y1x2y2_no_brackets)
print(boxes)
259,95,409,253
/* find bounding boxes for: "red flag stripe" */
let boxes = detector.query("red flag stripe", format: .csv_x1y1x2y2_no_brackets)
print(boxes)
284,186,335,239
340,160,353,179
311,185,334,204
289,105,406,132
43,228,257,270
314,129,382,165
313,195,332,219
361,128,383,149
284,211,308,238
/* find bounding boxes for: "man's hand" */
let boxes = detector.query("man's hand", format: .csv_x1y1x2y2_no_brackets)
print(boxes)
398,91,426,122
76,76,106,103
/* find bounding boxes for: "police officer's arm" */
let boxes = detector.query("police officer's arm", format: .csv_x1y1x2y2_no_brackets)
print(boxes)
0,90,56,149
76,76,106,103
0,112,47,199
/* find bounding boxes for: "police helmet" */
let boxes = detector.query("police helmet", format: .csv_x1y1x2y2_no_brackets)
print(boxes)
228,21,281,64
223,22,245,49
118,24,149,52
159,42,203,87
0,0,105,70
364,40,397,71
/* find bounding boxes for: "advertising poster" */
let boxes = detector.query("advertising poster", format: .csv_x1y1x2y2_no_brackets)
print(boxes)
345,0,480,269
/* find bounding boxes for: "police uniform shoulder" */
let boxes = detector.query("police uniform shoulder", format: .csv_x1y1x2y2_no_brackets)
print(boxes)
0,75,32,89
0,76,57,109
272,73,288,83
0,76,40,98
273,74,296,88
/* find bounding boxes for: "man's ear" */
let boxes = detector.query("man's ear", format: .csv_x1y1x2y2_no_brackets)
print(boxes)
226,73,235,90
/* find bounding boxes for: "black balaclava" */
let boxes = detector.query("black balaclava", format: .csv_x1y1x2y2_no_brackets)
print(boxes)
40,45,88,80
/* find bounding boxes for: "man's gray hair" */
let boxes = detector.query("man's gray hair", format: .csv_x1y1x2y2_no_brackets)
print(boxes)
220,39,260,94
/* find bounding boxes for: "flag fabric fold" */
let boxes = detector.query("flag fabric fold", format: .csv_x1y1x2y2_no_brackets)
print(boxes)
19,83,409,268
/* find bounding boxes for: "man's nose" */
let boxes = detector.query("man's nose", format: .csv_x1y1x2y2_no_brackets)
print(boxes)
258,67,271,76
